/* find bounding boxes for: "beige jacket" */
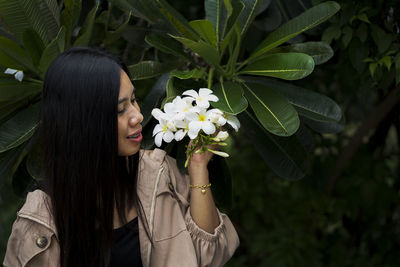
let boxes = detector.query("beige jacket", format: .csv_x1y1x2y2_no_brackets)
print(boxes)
3,149,240,267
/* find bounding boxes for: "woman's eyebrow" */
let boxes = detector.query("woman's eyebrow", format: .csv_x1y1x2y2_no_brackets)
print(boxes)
118,87,136,104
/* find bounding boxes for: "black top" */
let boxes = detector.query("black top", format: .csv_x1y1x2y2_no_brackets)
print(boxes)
110,216,143,267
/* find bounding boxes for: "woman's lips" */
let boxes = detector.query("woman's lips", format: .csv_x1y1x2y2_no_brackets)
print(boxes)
127,132,142,142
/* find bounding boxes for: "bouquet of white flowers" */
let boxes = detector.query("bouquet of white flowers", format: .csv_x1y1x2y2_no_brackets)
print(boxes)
151,88,240,167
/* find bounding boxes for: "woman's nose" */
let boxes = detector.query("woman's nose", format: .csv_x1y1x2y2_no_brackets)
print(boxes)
129,109,143,126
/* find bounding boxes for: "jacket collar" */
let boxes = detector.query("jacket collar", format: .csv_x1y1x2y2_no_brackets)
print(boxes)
17,148,168,239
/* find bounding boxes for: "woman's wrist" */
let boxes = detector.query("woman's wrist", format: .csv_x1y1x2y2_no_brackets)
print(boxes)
188,164,209,183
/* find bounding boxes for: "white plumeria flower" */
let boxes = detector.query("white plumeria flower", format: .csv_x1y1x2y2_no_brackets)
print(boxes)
186,108,216,139
208,109,227,126
182,88,218,109
225,114,240,132
164,96,199,121
4,68,24,82
174,119,190,141
212,131,229,142
152,118,175,147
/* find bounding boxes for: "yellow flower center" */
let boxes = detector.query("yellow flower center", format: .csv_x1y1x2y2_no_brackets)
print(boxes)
162,125,168,132
198,114,206,121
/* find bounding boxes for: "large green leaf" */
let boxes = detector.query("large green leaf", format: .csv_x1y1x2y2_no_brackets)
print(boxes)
38,0,60,41
128,61,176,80
145,34,194,63
240,53,315,80
189,20,217,47
170,69,206,80
171,35,220,66
0,79,42,103
103,11,131,46
238,110,309,180
109,0,162,23
156,0,199,41
301,114,345,134
0,143,27,184
141,74,169,127
0,0,51,44
237,0,261,35
242,77,342,122
60,0,81,49
0,102,40,153
22,28,46,66
0,37,37,73
267,41,334,65
221,1,244,54
26,138,45,180
211,81,248,114
204,0,228,42
73,1,100,46
242,82,299,136
39,26,66,74
249,1,340,60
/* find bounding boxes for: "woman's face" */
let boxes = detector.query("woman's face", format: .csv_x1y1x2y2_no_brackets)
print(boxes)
117,70,144,156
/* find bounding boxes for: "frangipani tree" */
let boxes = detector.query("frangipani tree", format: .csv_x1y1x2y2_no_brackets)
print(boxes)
111,0,343,181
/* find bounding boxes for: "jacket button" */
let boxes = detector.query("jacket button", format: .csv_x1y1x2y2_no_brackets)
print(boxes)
168,182,174,191
36,236,48,248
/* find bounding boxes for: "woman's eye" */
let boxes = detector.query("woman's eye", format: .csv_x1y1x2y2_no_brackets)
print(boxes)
131,98,138,104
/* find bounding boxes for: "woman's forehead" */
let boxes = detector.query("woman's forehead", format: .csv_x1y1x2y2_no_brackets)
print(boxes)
120,71,135,96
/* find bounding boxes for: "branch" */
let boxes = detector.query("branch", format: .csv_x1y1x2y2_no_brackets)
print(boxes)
328,84,400,193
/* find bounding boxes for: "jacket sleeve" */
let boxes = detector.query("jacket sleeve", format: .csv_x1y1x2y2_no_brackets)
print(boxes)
3,217,24,267
165,155,240,267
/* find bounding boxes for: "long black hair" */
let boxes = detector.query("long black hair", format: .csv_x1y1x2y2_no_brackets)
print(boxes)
40,46,148,267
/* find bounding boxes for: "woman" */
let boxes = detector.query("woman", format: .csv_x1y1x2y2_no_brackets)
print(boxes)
3,47,239,267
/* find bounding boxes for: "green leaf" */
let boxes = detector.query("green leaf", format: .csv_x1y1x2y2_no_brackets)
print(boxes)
156,0,199,41
268,42,333,65
205,0,228,42
0,79,42,103
395,54,400,85
26,138,45,180
103,11,131,46
0,102,40,153
321,25,341,44
369,62,378,77
22,28,46,66
378,56,391,70
370,25,392,54
342,26,353,48
356,23,368,42
39,0,60,41
240,53,315,80
242,82,300,136
189,20,217,47
127,61,176,80
109,0,162,23
238,110,308,180
141,74,169,127
73,1,100,46
39,26,66,74
301,114,345,134
242,76,342,122
221,0,244,53
357,13,370,24
145,34,194,63
0,0,52,44
171,35,220,66
211,81,248,115
0,37,37,73
249,1,340,60
0,143,27,184
60,0,82,48
237,0,261,35
170,69,205,79
348,39,369,73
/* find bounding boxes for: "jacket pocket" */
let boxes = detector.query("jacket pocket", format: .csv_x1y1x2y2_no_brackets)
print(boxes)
152,192,187,242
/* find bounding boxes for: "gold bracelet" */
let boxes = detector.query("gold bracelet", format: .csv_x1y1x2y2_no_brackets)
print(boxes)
189,183,211,194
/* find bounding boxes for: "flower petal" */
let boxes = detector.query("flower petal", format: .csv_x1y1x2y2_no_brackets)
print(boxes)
196,99,210,109
163,130,175,143
202,121,216,135
227,115,240,132
4,68,17,75
206,94,218,102
182,89,198,98
151,108,164,120
199,88,213,96
14,71,23,82
175,129,186,141
155,132,163,147
152,124,163,136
